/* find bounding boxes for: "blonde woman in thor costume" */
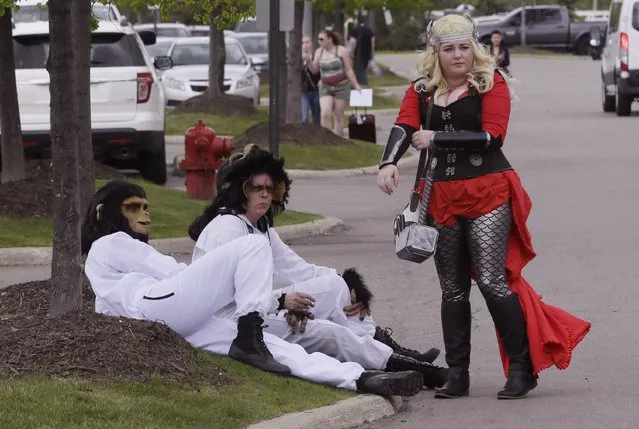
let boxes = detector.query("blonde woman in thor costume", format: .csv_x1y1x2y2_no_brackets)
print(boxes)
377,14,591,399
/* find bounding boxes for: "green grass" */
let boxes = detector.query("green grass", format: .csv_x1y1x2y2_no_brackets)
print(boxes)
366,63,410,88
0,352,352,429
165,107,269,136
0,179,320,248
280,140,384,170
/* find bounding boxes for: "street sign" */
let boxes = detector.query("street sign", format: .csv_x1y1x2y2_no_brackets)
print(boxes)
256,0,294,32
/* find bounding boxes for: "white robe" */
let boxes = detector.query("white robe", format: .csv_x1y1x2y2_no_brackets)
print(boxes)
85,231,365,390
192,214,392,370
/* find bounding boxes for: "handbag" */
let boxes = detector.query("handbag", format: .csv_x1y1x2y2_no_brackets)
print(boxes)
393,88,439,263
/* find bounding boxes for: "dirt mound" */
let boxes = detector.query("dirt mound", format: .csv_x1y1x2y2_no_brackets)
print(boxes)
233,122,352,148
0,279,230,387
0,160,123,219
175,92,259,116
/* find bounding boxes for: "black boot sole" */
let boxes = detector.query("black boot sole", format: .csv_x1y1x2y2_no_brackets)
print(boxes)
228,345,291,376
434,389,470,399
365,371,424,397
497,379,537,400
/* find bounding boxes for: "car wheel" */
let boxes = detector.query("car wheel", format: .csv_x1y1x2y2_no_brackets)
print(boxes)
602,81,616,112
138,146,167,185
575,37,590,56
615,85,632,116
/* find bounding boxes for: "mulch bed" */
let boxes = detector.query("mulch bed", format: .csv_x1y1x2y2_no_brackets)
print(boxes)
0,278,231,387
0,160,123,219
233,122,353,148
175,92,259,117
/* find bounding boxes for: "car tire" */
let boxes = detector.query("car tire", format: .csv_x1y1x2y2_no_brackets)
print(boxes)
575,37,590,56
615,86,632,117
138,145,167,185
602,81,616,112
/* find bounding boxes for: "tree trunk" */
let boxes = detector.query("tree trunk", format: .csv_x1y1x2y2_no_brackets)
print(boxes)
285,1,304,124
277,31,287,126
75,0,94,215
47,0,82,317
208,9,226,102
0,8,26,183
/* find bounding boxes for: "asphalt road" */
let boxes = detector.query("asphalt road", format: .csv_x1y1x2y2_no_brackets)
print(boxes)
3,53,639,428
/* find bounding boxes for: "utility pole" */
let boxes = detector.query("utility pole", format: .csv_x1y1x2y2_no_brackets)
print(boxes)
520,1,527,48
268,0,280,157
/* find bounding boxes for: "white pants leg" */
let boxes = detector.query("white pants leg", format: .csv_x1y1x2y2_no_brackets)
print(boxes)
264,314,392,370
186,317,365,390
137,235,274,338
285,274,378,338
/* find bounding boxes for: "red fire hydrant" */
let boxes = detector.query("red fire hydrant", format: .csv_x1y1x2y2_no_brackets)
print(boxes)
179,120,233,200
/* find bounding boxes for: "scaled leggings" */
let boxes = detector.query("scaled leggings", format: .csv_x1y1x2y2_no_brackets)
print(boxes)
429,203,513,303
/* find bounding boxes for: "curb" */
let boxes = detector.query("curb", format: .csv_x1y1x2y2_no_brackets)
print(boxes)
0,217,345,268
246,394,405,429
171,151,418,179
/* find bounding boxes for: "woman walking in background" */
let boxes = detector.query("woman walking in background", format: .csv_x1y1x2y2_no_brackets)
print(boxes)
306,28,362,137
301,36,321,125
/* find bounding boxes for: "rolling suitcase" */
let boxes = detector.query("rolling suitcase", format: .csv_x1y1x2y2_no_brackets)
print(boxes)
348,107,376,143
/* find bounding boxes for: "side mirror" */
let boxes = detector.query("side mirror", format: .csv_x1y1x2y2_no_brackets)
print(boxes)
154,55,173,70
250,57,266,66
138,30,156,46
120,16,129,27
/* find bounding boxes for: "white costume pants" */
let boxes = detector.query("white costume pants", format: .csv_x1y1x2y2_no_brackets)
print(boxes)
265,273,392,370
137,235,274,338
186,317,366,390
135,234,365,390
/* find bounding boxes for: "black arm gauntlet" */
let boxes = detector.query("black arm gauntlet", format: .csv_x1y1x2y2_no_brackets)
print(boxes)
430,131,503,152
379,124,416,168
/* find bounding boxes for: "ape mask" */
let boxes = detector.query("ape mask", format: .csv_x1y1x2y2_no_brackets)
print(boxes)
81,180,151,255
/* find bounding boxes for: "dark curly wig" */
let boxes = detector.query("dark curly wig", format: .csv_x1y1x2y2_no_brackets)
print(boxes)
188,144,292,241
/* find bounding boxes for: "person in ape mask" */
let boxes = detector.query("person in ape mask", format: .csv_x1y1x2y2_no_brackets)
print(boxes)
81,180,150,254
81,179,427,397
188,145,449,389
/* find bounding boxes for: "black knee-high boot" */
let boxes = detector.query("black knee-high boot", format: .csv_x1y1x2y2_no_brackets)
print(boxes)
486,294,538,399
385,353,448,389
434,301,471,398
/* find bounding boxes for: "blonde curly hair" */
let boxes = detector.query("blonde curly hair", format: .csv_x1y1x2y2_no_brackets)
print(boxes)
414,14,513,101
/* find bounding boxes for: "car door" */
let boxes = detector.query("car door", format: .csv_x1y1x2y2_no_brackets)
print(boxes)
602,1,623,87
527,8,565,47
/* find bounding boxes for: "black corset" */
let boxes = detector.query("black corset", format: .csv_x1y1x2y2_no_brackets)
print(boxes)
427,94,512,181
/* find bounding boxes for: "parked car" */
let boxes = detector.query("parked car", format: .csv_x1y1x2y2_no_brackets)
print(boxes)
13,0,128,25
3,21,172,184
228,32,269,72
475,5,608,55
134,23,191,38
158,37,260,106
188,25,209,37
600,0,639,115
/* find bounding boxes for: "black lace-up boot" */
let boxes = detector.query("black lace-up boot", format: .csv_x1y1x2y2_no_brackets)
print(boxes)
486,294,538,399
434,301,472,398
374,326,441,363
356,370,424,397
228,312,291,375
385,353,448,389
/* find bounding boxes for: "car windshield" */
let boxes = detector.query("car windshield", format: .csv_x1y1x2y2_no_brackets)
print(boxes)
13,4,117,23
170,42,248,66
236,35,268,54
13,33,145,69
145,40,173,57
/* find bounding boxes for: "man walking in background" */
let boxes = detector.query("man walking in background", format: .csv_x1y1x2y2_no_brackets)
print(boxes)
348,14,375,86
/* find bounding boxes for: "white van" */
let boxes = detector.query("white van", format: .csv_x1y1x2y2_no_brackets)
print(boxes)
601,0,639,116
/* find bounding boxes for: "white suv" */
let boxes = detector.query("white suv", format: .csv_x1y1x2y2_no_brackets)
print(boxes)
7,21,172,184
601,0,639,116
